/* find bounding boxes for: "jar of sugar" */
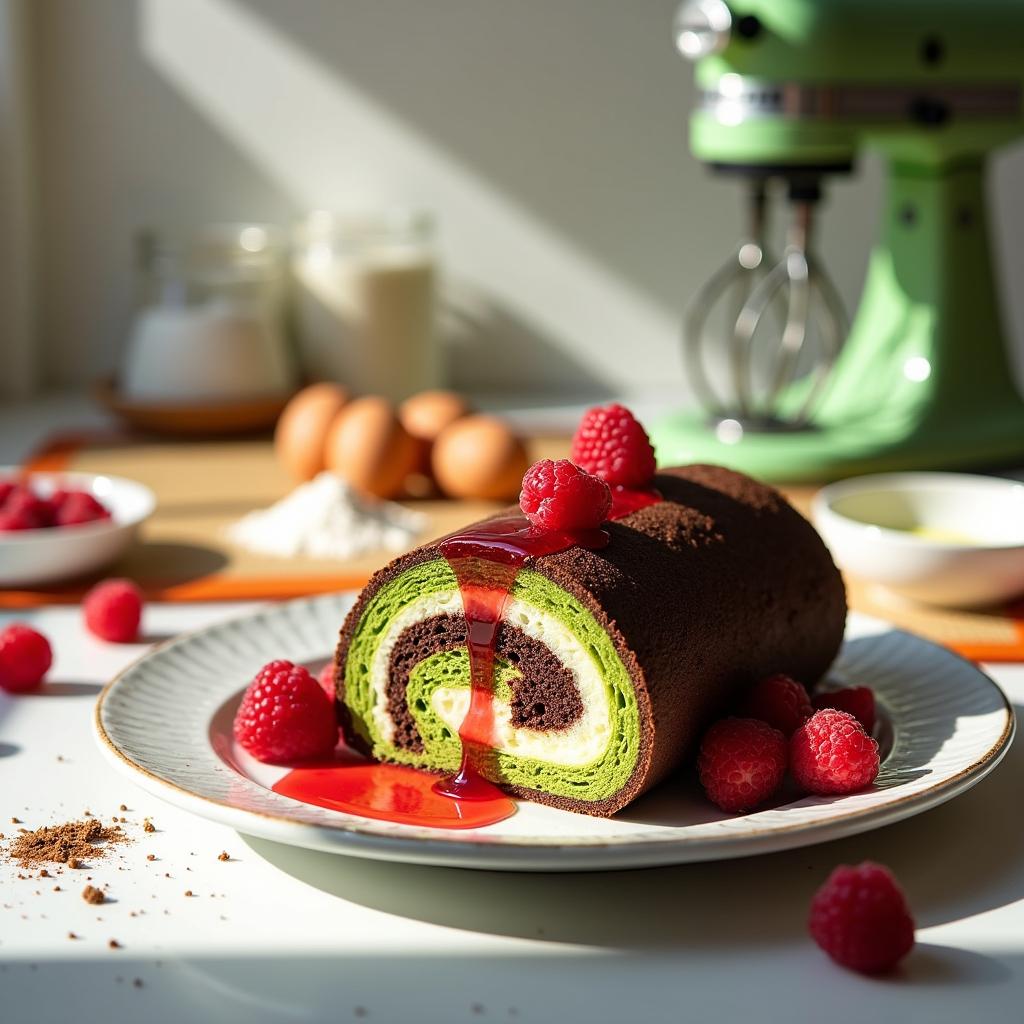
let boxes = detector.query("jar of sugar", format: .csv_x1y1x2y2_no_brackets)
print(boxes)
122,225,297,402
291,209,439,401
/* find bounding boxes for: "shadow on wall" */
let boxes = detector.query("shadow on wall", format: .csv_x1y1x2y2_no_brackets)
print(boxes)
441,278,615,396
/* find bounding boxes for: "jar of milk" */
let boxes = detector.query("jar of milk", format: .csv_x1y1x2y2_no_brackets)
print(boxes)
123,225,296,402
291,209,438,401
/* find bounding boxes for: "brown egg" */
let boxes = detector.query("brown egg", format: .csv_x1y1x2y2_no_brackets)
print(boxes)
399,389,473,479
274,383,350,481
324,396,419,499
431,415,530,501
399,390,472,443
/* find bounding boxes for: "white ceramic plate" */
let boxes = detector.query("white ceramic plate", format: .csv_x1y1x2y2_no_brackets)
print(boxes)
94,595,1014,872
0,470,156,586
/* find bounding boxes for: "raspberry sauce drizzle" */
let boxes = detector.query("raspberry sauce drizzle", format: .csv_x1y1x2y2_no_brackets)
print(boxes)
271,750,513,829
608,485,661,519
435,513,609,801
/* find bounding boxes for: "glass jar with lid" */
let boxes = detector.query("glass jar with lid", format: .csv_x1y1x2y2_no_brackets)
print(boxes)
123,224,296,402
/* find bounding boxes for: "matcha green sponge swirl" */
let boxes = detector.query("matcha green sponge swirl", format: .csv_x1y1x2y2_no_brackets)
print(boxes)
333,465,846,817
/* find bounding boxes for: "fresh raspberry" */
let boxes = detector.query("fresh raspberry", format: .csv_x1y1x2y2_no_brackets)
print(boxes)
83,578,144,643
0,487,53,530
0,623,53,693
519,459,612,531
233,660,338,763
317,661,337,701
791,708,880,795
0,508,37,532
570,403,657,488
809,861,915,974
813,686,876,734
55,491,112,528
739,673,812,736
0,480,16,506
697,717,788,813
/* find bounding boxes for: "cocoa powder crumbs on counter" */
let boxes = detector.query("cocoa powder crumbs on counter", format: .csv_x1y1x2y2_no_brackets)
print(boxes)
133,978,143,988
217,851,230,862
118,805,128,812
82,885,105,905
142,820,155,833
67,932,77,940
52,886,61,892
83,810,93,817
38,869,49,878
5,820,127,869
10,817,20,824
146,854,155,862
108,939,121,950
184,890,194,897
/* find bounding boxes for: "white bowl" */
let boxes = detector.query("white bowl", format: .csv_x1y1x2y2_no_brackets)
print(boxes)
812,472,1024,608
0,471,156,587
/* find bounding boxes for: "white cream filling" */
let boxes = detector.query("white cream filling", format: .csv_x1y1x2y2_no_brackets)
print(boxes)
368,589,612,766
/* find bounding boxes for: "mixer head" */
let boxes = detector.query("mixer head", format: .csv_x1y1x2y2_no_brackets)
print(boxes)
657,0,1024,479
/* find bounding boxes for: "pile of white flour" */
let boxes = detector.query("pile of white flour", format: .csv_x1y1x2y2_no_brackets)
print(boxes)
226,472,425,560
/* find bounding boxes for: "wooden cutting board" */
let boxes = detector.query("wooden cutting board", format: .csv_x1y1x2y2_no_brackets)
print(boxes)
13,432,1024,662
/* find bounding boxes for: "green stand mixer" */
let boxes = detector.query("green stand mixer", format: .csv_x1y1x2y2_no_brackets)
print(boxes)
653,0,1024,481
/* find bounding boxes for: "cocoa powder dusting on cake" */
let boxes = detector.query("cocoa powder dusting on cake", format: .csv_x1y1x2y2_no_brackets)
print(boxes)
4,820,127,868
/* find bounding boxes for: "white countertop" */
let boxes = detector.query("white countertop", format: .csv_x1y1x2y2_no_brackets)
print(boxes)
2,600,1024,1024
3,394,1024,1022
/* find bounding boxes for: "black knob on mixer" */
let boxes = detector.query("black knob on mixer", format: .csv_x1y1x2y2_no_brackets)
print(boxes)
909,96,951,127
735,15,761,40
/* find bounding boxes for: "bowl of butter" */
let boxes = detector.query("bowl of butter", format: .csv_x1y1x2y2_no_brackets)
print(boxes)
812,472,1024,608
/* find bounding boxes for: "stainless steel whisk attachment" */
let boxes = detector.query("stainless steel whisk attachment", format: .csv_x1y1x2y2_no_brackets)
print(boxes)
683,177,847,431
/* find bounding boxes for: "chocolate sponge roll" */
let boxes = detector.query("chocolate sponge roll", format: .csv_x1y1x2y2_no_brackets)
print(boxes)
334,465,846,817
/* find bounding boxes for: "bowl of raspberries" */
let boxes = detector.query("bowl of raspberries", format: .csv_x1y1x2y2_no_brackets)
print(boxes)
0,471,155,586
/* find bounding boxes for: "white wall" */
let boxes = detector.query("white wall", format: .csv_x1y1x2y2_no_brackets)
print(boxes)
0,0,36,398
26,0,1024,399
